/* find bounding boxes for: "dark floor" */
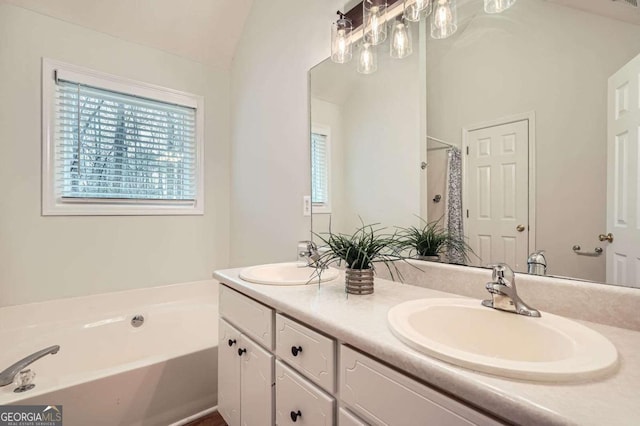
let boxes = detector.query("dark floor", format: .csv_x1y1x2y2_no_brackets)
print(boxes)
184,411,227,426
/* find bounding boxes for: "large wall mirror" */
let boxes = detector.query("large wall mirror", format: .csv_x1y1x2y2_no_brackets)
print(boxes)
310,0,640,289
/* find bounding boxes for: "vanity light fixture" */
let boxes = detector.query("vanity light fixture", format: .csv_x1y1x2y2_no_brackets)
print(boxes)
431,0,458,39
390,15,413,59
331,0,518,72
331,11,353,64
357,42,378,74
484,0,517,14
404,0,433,22
364,0,388,45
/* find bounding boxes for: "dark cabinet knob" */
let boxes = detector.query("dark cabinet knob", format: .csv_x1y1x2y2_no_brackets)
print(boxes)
291,346,303,357
228,339,236,347
238,348,246,356
290,410,302,422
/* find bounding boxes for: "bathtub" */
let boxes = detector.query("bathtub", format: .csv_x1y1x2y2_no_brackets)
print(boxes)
0,280,219,426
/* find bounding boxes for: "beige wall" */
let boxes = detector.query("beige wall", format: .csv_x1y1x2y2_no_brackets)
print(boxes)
426,0,640,281
229,0,343,266
0,4,230,306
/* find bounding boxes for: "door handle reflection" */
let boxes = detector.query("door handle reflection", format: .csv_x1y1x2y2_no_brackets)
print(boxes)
598,233,614,243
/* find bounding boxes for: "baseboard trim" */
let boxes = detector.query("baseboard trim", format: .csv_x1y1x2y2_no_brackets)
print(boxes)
169,405,218,426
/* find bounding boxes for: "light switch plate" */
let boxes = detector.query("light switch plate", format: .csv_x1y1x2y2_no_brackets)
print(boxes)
303,195,311,216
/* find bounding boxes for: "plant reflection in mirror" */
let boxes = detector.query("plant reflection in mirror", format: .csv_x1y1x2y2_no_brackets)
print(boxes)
397,217,475,264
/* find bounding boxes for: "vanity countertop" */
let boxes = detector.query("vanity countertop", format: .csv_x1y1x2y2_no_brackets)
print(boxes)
213,268,640,426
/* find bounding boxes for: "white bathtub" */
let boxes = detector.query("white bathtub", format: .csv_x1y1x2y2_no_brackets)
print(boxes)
0,280,219,426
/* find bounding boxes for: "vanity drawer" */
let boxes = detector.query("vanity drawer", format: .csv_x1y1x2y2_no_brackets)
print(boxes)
339,346,500,426
220,285,274,350
275,313,336,392
339,407,368,426
275,360,335,425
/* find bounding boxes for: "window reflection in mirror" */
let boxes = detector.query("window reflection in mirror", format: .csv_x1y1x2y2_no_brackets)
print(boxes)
311,21,423,238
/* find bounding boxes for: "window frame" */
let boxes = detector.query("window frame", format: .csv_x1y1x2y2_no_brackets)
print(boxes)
311,124,332,214
41,58,205,216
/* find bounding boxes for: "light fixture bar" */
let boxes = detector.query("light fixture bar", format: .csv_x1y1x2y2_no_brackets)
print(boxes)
343,0,406,46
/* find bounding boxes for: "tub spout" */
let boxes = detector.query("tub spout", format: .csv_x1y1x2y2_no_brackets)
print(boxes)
0,345,60,387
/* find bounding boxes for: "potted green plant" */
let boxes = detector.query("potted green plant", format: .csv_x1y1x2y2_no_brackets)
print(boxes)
314,223,402,295
397,218,473,264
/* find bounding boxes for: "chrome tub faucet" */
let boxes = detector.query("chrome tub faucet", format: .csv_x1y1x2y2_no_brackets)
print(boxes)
482,264,541,317
0,345,60,387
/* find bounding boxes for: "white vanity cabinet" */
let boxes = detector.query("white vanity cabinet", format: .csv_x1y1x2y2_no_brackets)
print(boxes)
218,318,274,426
218,285,276,426
338,408,368,426
339,346,500,426
275,313,336,393
218,284,499,426
275,360,335,425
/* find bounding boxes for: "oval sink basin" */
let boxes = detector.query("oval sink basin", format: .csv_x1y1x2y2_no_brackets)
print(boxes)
388,298,618,382
239,262,340,286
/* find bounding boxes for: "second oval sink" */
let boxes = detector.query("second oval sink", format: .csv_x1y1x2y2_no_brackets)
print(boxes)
388,298,618,382
239,262,340,286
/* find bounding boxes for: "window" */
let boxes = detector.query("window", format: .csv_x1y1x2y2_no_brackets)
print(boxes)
311,125,331,214
42,59,204,215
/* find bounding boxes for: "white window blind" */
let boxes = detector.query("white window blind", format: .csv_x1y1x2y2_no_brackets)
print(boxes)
311,132,328,205
55,78,197,202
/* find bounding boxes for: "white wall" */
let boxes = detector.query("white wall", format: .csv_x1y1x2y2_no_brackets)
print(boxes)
426,0,640,281
0,4,230,306
340,56,421,232
309,23,422,237
230,0,343,266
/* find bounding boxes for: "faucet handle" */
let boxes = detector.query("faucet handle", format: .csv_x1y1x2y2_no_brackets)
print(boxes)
488,263,515,284
297,240,320,266
298,240,317,252
528,250,547,265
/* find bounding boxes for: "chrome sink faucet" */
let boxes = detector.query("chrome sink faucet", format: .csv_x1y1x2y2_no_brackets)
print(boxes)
482,264,541,317
0,345,60,387
297,240,321,267
527,250,547,276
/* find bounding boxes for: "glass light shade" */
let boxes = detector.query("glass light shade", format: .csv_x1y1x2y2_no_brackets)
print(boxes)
404,0,433,22
363,0,388,46
390,18,412,59
484,0,516,14
431,0,457,39
357,43,377,74
331,18,353,64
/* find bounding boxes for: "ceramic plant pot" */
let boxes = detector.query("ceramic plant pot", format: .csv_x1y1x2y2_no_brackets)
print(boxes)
345,268,374,295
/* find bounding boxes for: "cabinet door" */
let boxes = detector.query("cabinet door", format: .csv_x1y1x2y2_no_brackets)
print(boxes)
218,319,242,426
340,346,499,426
275,361,335,425
239,335,274,426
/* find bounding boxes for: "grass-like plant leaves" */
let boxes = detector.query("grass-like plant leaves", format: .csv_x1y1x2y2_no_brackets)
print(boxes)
397,217,474,264
313,220,405,282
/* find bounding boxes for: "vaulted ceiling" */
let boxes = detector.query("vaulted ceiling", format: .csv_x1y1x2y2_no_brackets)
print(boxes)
2,0,254,68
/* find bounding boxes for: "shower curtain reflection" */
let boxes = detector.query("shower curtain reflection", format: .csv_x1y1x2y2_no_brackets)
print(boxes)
445,147,464,264
426,140,466,264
